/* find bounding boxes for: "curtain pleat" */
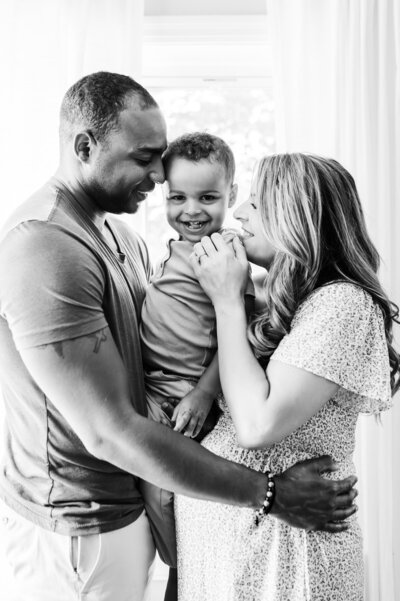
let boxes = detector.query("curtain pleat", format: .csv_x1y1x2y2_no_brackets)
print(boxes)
0,0,144,225
268,1,400,599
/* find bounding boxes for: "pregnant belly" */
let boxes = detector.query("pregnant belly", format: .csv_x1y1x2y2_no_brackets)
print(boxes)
202,406,356,480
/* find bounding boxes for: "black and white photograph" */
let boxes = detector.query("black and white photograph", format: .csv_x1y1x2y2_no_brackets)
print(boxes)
0,1,399,600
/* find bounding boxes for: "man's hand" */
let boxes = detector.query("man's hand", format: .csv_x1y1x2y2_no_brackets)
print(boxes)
271,456,358,532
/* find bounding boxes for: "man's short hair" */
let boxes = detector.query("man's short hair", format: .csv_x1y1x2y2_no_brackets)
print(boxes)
59,71,158,142
163,132,235,183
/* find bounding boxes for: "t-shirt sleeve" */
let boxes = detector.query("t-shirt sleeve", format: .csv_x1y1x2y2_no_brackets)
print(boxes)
272,283,392,413
0,221,108,350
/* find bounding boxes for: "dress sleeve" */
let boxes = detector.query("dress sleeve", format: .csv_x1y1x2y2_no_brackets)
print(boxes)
272,283,392,413
0,221,108,350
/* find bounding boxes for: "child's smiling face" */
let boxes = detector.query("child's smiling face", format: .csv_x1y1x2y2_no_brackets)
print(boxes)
165,157,237,243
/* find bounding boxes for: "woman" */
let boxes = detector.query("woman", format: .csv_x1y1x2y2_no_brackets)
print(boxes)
174,153,400,600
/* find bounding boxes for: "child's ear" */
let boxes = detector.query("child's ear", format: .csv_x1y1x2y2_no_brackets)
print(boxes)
228,183,238,208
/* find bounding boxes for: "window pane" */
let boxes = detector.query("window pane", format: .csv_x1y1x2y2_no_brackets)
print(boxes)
131,86,275,262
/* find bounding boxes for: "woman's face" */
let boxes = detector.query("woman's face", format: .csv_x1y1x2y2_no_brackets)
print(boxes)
233,191,276,269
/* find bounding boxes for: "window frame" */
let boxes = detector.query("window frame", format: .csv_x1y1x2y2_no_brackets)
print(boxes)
141,14,273,88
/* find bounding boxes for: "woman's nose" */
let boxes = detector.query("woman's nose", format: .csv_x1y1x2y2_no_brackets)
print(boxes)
233,201,248,221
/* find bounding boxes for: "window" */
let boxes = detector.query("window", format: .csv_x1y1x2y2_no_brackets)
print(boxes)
129,13,275,263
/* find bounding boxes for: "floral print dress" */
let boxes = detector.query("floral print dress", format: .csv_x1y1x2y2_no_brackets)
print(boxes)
175,283,391,601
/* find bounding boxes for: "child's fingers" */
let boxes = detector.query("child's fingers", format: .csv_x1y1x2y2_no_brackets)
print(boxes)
189,252,202,278
171,404,180,423
183,414,201,438
192,417,205,439
209,232,230,252
173,410,191,432
201,236,220,256
232,235,247,262
162,401,175,420
220,230,236,244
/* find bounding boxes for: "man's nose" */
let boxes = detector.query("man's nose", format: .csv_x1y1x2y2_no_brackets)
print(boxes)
149,157,165,184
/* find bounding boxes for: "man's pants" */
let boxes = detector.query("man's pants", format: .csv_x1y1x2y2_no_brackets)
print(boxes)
0,500,156,601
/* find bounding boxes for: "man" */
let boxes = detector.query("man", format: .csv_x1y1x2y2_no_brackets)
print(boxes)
0,72,357,601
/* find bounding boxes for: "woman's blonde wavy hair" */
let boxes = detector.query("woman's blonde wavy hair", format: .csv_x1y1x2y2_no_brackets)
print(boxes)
248,153,400,395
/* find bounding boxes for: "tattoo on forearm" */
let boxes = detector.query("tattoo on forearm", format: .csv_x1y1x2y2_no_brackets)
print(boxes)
37,329,108,358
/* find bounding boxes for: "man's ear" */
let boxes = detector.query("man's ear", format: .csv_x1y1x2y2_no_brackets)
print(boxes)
228,183,238,208
74,132,95,163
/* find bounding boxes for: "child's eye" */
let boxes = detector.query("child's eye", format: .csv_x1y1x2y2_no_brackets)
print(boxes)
167,195,186,203
201,195,218,202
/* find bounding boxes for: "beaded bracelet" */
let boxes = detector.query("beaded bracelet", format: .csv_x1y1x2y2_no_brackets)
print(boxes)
254,470,276,526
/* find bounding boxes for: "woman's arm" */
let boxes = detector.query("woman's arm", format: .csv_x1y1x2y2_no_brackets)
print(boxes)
172,292,255,438
213,298,338,448
190,234,339,449
211,302,338,448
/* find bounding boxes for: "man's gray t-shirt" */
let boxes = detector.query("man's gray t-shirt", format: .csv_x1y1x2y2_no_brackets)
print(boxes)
0,179,151,535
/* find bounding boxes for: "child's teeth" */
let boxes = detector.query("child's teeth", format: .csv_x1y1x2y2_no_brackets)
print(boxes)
187,221,203,229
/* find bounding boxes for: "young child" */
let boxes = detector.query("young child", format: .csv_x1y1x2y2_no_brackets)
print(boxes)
139,133,254,587
141,132,254,438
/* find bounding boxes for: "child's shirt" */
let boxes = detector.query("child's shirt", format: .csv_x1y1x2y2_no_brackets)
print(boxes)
140,237,254,400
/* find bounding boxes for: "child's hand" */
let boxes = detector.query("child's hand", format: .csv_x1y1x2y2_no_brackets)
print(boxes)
172,389,215,438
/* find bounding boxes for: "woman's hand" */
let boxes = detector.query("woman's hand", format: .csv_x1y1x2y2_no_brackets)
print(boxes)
189,233,249,308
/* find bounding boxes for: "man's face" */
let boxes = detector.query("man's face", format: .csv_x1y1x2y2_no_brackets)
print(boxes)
84,101,167,214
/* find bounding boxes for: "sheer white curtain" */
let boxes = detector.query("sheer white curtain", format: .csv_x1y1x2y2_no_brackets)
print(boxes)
0,0,144,225
267,1,400,599
0,3,171,595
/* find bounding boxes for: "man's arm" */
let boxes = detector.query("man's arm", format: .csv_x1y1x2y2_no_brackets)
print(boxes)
22,327,264,506
20,327,357,530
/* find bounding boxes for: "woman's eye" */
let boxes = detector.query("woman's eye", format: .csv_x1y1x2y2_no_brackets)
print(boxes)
136,158,152,166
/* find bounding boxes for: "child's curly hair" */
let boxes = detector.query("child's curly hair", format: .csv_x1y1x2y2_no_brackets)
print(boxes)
163,132,235,183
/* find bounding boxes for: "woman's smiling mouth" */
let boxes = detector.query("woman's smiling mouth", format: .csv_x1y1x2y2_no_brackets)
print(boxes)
240,228,254,239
